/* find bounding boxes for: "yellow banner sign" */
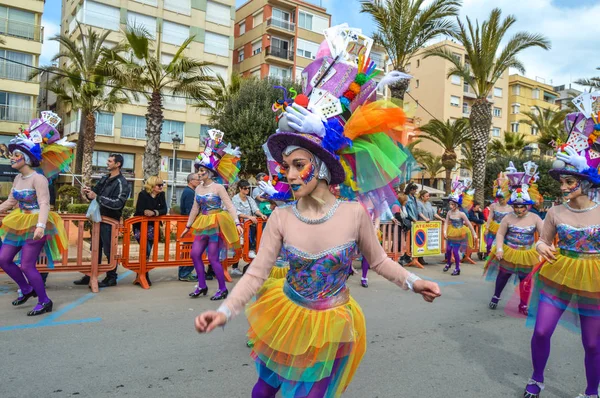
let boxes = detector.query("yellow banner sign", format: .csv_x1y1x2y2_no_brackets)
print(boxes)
411,221,442,256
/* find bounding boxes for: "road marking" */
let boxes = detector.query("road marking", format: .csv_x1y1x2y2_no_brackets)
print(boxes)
420,276,465,287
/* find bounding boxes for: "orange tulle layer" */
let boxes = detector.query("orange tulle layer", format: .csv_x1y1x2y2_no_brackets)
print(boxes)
343,100,406,142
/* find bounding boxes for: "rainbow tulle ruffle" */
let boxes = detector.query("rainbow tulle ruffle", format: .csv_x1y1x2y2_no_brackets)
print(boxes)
40,144,74,181
246,278,366,397
191,211,240,261
446,224,474,252
526,251,600,332
484,244,539,281
487,220,501,235
0,210,67,267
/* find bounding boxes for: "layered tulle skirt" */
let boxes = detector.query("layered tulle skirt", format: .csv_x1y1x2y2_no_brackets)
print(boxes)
246,278,366,397
484,244,539,281
446,224,474,252
0,210,67,267
526,250,600,332
268,258,290,279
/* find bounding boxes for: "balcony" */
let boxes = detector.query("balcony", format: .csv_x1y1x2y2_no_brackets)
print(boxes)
0,61,38,83
463,84,477,99
0,18,44,43
0,104,34,123
266,17,295,35
265,46,294,64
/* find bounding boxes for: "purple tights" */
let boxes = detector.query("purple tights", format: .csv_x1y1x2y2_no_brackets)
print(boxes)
361,257,369,279
485,233,494,257
191,236,226,291
445,243,460,271
493,269,527,305
0,239,49,310
527,297,600,395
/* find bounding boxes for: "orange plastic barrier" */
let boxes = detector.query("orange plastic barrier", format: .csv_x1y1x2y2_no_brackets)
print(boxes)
120,216,241,289
0,214,120,293
461,223,481,264
380,221,401,262
241,219,266,264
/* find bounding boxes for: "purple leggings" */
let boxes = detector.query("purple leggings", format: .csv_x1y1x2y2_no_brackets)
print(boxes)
361,257,369,279
485,233,495,256
190,235,226,291
493,269,527,304
527,296,600,395
0,239,49,306
445,242,461,270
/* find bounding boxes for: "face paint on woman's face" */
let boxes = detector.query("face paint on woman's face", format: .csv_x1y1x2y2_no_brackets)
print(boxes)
449,201,457,210
299,161,315,185
9,152,25,169
281,149,319,198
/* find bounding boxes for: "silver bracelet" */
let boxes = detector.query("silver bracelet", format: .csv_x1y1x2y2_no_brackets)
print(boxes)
406,273,422,292
217,304,232,322
35,223,46,229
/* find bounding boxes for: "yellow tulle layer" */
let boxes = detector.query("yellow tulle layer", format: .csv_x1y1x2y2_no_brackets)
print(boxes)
447,225,474,246
191,211,240,248
485,244,539,276
247,278,366,393
488,221,500,235
538,254,600,299
269,265,289,280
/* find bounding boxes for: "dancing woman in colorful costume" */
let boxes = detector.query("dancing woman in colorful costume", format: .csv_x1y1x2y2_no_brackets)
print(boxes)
0,112,72,316
485,173,512,256
193,26,441,398
181,129,243,301
484,161,543,315
444,178,478,276
523,106,600,398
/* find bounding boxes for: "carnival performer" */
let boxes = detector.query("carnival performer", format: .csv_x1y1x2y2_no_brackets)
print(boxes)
444,178,478,276
485,172,512,256
180,129,243,301
523,106,600,398
193,26,441,398
484,161,543,315
0,111,72,316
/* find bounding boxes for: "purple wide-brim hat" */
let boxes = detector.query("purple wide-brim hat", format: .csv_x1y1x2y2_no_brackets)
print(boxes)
8,141,42,167
267,132,346,186
548,167,600,186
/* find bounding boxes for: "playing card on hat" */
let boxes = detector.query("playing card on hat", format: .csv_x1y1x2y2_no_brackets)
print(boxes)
566,132,590,152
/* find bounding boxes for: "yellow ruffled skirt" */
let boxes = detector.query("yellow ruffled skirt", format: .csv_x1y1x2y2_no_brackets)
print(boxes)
191,211,240,249
446,224,474,252
269,259,289,279
0,210,67,267
246,278,366,397
484,244,539,280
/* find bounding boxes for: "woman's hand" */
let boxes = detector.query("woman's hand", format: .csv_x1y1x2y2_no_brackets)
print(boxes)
495,250,504,260
260,214,268,221
412,280,441,303
144,209,155,217
195,310,227,333
33,227,44,240
536,242,556,262
236,225,244,236
180,227,190,239
249,216,258,224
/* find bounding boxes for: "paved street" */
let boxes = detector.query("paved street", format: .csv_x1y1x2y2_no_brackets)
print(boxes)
0,257,586,398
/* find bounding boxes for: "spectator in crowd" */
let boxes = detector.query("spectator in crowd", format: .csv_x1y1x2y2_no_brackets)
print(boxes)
252,172,269,203
483,200,491,221
468,201,486,225
530,201,547,220
400,182,419,264
74,154,130,288
231,180,267,275
132,176,167,286
416,190,445,265
178,173,201,282
395,193,411,264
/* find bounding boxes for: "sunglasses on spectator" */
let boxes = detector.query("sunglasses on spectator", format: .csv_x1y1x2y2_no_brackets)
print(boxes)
240,186,250,190
156,183,164,187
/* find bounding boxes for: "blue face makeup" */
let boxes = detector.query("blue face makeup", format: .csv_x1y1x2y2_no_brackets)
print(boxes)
290,184,301,191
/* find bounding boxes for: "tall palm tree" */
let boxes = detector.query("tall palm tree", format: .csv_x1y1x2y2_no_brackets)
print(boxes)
405,138,429,164
195,73,243,114
489,132,528,159
425,8,550,202
419,153,444,185
418,118,471,194
359,0,461,100
31,23,130,184
104,25,216,179
458,141,473,174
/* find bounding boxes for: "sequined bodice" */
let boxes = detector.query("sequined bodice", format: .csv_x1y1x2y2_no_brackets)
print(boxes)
505,225,536,248
450,218,465,228
195,193,222,214
284,241,358,300
12,189,39,211
556,224,600,253
493,210,510,223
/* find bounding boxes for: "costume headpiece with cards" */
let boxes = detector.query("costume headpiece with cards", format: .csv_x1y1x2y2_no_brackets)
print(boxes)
505,161,542,205
493,171,510,199
549,92,600,186
9,111,75,180
267,24,414,209
448,177,474,208
195,129,241,185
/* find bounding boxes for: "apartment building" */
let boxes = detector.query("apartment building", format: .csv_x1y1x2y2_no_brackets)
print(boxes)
232,0,332,82
403,40,509,187
59,0,235,200
507,74,558,148
0,0,45,194
553,83,581,111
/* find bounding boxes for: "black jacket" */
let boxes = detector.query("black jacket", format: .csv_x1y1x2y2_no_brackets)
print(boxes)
133,190,167,232
92,173,131,220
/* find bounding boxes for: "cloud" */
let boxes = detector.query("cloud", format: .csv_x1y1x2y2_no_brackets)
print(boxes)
40,19,60,66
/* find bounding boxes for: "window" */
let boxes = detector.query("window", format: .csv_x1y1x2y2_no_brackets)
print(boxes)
237,48,244,62
493,107,502,117
415,79,420,88
405,63,411,73
531,126,539,136
250,69,261,79
462,102,469,115
452,52,462,63
161,120,185,143
239,21,245,35
0,91,32,122
206,64,228,84
492,127,501,137
76,1,120,31
451,75,461,85
450,95,460,107
127,11,157,39
93,151,135,170
253,11,263,27
416,59,420,68
0,50,33,81
295,67,304,83
0,5,37,40
169,158,193,174
162,21,189,46
200,124,212,141
370,52,384,68
512,84,521,95
95,112,114,136
121,114,147,139
297,39,319,60
204,32,229,56
252,41,262,56
512,104,521,114
163,92,187,111
493,87,503,97
298,11,328,33
206,1,231,27
511,122,519,133
134,0,157,5
164,0,191,15
532,88,540,99
269,65,291,80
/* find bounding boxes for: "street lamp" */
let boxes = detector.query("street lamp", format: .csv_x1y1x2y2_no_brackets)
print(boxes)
170,132,182,211
522,145,534,159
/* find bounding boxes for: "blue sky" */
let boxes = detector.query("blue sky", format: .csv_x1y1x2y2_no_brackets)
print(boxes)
41,0,600,90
